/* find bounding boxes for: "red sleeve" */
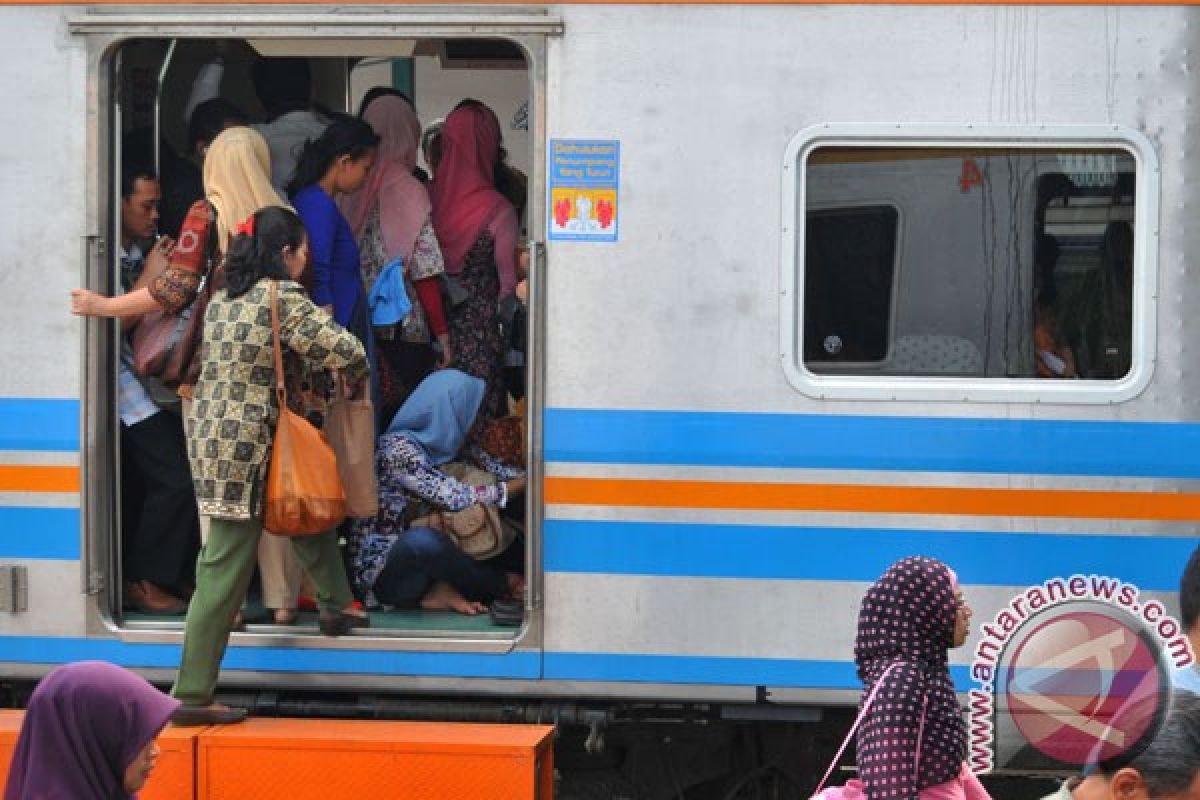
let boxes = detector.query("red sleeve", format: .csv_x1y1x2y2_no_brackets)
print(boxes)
149,199,211,313
414,276,447,336
488,205,519,299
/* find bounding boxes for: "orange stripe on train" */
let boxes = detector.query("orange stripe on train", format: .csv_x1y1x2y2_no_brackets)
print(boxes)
544,476,1200,522
0,465,80,493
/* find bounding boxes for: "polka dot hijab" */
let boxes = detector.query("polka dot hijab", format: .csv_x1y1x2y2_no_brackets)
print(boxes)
853,556,966,799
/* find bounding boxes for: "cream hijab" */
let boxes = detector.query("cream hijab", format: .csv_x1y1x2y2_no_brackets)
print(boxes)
203,126,290,251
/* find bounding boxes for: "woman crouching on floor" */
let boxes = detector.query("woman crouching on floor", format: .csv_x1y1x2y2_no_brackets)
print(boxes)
347,369,525,616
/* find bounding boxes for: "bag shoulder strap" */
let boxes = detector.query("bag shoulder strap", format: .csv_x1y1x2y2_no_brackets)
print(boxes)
812,661,926,796
270,281,287,407
914,689,929,781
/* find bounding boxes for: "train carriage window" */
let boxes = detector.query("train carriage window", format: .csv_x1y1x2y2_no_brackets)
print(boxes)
804,206,898,364
782,130,1157,403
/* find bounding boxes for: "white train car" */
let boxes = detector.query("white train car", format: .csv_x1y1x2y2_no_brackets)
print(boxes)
0,2,1194,794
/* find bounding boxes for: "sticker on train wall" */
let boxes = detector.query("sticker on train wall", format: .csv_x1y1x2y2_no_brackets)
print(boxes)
548,139,620,242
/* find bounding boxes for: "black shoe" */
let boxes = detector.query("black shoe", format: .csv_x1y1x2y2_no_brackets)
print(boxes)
318,609,370,636
171,704,248,726
490,598,523,627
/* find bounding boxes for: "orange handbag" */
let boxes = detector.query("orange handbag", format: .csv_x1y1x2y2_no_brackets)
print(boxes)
263,281,347,536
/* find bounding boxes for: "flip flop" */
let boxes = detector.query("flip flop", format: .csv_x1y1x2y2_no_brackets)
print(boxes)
489,598,523,627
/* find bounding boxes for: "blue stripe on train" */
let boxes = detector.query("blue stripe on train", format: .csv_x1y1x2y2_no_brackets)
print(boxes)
543,519,1197,591
6,502,1196,589
543,653,974,691
0,636,974,691
544,408,1200,478
0,636,541,678
4,398,1200,478
0,508,79,559
0,398,78,452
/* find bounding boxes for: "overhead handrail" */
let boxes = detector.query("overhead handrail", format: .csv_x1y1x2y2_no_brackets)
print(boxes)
153,38,178,176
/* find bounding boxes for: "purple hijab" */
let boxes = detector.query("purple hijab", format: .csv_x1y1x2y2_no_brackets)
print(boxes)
4,661,180,800
853,557,966,799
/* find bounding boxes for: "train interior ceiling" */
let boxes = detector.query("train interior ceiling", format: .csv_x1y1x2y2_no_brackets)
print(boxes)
112,37,532,638
119,38,532,190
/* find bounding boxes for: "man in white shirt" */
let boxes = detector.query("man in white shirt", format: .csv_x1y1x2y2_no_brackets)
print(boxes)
255,57,330,191
186,53,329,193
116,161,201,615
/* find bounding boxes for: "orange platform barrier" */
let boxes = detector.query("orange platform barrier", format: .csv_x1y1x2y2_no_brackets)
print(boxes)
0,709,204,798
144,726,210,800
198,718,555,799
0,710,21,792
1,710,554,799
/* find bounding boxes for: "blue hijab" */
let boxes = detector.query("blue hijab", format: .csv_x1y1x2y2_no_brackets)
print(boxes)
385,369,486,465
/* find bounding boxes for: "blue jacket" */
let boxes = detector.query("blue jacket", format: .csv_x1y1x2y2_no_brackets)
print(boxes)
291,184,363,328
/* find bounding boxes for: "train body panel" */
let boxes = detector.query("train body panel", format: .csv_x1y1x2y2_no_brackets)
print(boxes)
0,3,1195,709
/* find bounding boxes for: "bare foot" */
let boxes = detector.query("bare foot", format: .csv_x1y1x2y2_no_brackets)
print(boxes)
420,581,487,615
506,573,526,597
272,608,298,625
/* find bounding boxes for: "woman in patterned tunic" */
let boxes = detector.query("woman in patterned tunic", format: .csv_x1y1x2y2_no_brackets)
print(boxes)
429,101,520,424
853,557,990,799
171,207,369,725
343,94,452,419
347,369,525,616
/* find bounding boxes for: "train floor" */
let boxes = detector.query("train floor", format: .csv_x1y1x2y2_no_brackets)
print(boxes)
122,607,512,634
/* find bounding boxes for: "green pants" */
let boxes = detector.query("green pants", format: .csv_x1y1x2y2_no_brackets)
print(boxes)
171,516,354,707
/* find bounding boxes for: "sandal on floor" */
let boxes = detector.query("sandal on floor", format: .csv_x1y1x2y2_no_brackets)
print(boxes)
489,598,523,627
171,703,248,727
318,609,370,636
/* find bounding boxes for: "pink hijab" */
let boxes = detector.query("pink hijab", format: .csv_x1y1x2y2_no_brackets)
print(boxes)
341,95,431,267
429,102,512,274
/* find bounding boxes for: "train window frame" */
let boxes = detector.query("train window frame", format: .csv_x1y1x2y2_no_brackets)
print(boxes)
779,124,1160,404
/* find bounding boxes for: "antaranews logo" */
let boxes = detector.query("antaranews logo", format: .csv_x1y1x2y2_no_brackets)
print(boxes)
969,575,1189,773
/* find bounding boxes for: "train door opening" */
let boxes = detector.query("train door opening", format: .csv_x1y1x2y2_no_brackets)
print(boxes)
78,19,550,650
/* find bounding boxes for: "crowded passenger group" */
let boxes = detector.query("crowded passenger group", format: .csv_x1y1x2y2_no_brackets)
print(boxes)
69,55,530,725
